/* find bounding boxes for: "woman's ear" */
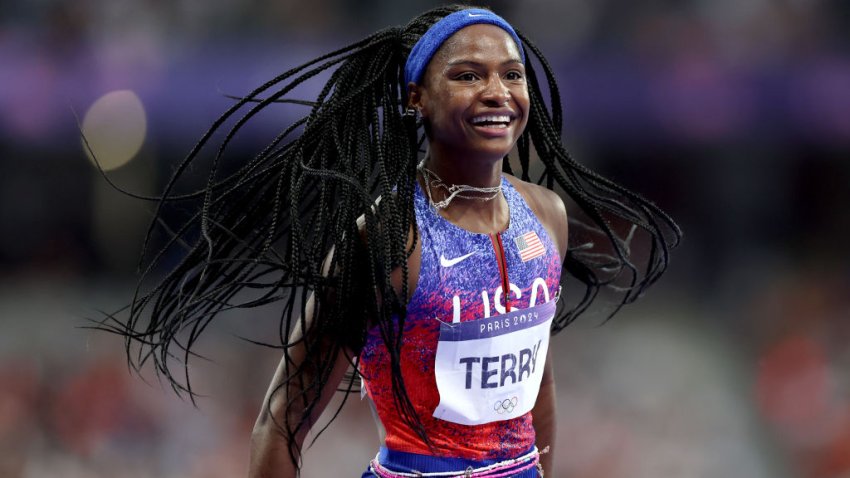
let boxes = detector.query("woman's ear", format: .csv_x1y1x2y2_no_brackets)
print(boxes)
407,82,424,117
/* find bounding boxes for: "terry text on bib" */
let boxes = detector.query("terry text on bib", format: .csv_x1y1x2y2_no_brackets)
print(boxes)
432,300,556,426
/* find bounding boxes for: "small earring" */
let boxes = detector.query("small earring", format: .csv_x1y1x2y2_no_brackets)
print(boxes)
404,106,419,118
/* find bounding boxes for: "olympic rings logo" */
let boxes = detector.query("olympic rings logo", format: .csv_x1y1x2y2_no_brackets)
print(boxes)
494,396,518,414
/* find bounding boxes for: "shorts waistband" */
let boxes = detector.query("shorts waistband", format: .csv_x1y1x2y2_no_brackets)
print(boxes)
370,445,540,477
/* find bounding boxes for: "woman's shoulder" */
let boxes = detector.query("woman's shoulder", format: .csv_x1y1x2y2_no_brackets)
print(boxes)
504,175,568,260
504,175,564,212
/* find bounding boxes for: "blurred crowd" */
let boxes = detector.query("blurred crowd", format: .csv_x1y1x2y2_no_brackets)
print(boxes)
1,0,849,477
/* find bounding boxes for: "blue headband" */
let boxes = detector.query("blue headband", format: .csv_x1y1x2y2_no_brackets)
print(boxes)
404,8,525,86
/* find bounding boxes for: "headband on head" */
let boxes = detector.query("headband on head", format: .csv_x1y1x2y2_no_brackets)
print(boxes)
404,8,525,86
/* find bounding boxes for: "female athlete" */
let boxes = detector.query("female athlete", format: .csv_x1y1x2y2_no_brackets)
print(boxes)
99,5,681,477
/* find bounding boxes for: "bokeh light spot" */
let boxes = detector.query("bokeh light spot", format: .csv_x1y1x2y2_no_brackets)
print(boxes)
81,90,147,171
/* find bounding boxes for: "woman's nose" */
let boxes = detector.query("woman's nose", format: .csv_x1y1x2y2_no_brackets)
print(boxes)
481,75,510,105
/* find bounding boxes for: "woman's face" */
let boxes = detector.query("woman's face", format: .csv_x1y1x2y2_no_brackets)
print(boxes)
409,24,530,162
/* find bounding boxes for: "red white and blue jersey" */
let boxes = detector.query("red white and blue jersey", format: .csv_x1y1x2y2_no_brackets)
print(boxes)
358,176,562,460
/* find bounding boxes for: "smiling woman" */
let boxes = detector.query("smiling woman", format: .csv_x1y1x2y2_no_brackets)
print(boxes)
409,23,530,165
98,4,681,477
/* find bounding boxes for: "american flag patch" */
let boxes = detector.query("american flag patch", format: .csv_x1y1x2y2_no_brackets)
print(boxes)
514,231,545,262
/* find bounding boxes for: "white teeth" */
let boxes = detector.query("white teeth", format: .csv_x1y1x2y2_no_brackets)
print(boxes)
471,115,511,125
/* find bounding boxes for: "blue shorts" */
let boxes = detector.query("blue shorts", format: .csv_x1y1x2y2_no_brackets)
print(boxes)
361,446,540,477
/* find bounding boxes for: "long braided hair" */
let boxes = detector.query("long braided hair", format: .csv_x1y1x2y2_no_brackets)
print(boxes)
95,3,681,472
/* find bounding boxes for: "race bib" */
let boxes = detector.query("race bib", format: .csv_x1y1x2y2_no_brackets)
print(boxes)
432,300,555,425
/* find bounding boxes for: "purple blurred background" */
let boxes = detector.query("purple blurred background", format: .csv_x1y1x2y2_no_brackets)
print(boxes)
1,1,849,477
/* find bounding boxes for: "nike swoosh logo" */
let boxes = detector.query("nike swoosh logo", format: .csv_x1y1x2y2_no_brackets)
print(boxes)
468,13,484,17
440,251,476,267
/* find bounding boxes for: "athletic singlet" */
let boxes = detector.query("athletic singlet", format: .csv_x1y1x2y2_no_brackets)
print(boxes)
358,176,561,461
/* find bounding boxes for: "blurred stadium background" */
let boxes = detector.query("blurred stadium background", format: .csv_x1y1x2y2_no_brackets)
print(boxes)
1,0,849,476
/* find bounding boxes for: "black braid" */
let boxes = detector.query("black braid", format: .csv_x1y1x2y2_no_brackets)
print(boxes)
516,29,682,329
92,4,681,475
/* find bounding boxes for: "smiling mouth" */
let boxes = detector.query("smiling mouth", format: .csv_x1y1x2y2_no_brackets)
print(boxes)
470,114,513,129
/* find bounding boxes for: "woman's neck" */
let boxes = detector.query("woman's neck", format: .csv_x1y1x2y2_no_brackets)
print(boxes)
418,150,510,233
422,148,503,188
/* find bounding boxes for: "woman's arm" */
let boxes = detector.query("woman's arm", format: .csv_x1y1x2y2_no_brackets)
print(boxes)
248,293,354,478
532,348,556,475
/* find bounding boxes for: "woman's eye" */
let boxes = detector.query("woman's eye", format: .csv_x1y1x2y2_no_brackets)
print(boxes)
505,71,524,80
456,73,478,81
